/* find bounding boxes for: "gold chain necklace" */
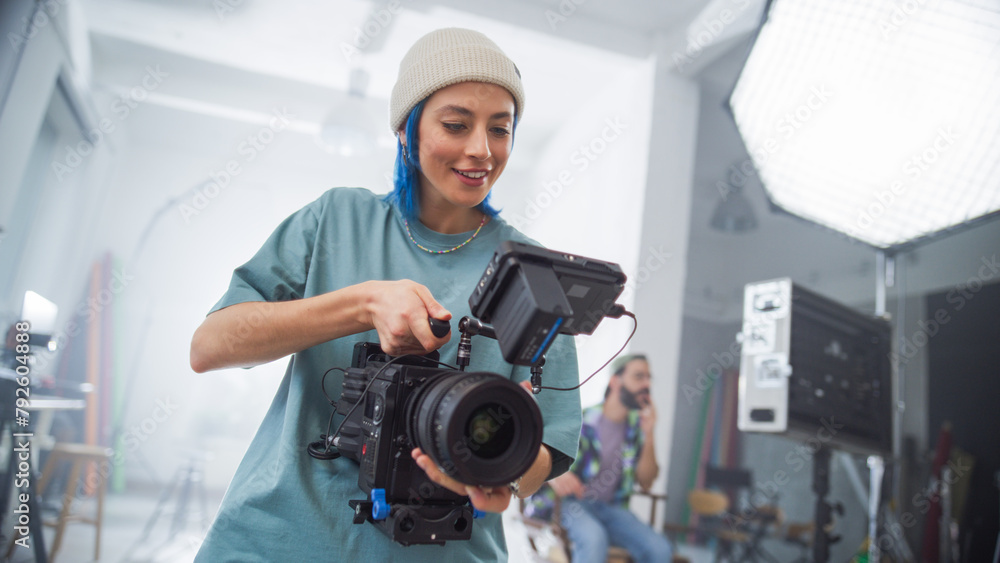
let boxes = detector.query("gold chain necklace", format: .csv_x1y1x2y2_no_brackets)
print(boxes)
404,215,487,254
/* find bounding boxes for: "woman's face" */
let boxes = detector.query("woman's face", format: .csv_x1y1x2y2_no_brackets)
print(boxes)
408,82,515,215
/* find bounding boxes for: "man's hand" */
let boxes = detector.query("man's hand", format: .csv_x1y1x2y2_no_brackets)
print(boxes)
640,401,657,436
548,471,585,498
411,448,513,513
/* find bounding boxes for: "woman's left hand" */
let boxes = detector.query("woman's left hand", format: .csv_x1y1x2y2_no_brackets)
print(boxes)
411,448,513,513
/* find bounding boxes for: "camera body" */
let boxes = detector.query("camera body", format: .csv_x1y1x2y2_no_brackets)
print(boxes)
334,342,542,545
312,241,628,546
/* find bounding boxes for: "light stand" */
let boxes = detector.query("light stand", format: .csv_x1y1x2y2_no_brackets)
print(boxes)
811,446,844,563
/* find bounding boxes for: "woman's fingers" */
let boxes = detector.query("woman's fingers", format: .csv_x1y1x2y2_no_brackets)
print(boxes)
411,448,512,513
368,280,451,355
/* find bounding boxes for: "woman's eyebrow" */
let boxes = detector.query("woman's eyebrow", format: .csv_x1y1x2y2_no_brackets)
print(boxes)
435,105,512,120
435,104,473,117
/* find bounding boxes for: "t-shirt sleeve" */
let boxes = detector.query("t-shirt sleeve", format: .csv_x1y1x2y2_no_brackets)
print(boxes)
514,332,582,479
208,199,322,314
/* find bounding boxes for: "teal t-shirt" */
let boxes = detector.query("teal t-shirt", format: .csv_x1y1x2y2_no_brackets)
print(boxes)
195,188,582,562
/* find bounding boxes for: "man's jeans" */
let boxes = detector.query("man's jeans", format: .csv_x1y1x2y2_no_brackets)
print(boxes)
560,498,674,563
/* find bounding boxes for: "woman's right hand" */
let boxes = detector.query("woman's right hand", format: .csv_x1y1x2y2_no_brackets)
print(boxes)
364,279,451,356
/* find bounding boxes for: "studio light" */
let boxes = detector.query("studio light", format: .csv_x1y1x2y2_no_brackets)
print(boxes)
729,0,1000,250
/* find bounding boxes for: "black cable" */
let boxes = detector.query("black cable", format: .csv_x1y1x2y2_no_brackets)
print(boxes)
320,366,346,405
540,310,637,392
308,409,341,460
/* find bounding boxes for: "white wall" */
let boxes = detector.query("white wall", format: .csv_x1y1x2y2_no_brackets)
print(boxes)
626,60,702,529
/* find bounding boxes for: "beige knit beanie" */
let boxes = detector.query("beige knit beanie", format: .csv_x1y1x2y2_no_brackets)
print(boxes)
389,28,525,132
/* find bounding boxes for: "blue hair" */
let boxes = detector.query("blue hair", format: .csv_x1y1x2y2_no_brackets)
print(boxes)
384,98,517,222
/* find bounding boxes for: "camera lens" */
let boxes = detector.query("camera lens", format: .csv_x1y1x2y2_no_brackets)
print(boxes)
408,371,542,487
466,403,515,459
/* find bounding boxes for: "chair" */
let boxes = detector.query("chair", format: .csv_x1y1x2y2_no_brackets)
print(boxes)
6,442,113,562
519,490,690,563
663,466,783,563
663,489,753,562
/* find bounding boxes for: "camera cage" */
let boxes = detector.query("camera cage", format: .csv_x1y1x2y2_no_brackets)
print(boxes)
311,241,628,546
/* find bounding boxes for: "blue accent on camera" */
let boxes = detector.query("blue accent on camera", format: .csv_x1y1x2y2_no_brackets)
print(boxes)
532,317,564,364
371,489,390,520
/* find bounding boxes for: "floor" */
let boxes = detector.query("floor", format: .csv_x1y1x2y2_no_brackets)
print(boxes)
502,507,715,563
4,484,221,563
3,487,717,563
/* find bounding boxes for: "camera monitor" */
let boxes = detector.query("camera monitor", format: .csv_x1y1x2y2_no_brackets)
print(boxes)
469,241,627,366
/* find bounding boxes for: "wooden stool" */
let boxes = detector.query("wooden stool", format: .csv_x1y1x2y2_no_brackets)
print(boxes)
7,443,113,562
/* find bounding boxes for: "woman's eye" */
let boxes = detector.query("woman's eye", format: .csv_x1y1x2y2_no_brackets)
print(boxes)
491,127,511,137
443,122,465,131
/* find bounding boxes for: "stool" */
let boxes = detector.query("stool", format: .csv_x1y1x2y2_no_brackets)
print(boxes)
7,443,113,562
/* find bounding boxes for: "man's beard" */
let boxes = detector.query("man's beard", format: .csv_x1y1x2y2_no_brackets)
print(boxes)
619,387,648,410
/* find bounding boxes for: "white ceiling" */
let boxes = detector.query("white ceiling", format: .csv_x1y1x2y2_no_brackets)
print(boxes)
80,0,704,130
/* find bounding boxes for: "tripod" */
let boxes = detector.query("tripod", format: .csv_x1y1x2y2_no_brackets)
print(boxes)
121,452,211,561
0,372,49,563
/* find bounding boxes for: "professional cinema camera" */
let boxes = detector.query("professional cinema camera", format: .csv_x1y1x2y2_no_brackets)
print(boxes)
308,241,630,546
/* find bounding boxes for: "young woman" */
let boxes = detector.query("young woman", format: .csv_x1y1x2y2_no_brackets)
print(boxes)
190,28,582,562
